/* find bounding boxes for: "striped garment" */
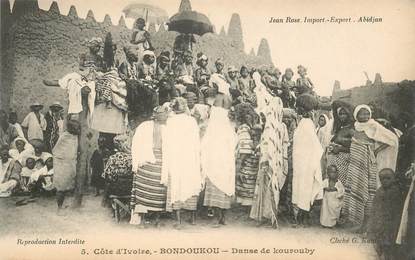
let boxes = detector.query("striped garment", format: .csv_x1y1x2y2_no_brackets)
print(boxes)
203,178,232,209
344,138,377,226
236,124,259,206
130,148,167,213
327,151,350,186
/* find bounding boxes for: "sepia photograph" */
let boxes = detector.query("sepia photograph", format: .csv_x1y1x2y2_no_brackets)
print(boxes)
0,0,414,259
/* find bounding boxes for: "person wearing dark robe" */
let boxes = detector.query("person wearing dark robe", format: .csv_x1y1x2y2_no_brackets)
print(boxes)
44,102,63,153
79,37,104,75
90,136,107,196
118,46,138,81
194,53,211,98
173,33,196,59
155,51,171,81
368,168,404,260
173,50,194,78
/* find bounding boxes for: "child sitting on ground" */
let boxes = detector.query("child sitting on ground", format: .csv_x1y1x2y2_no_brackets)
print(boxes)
320,165,344,228
40,156,54,193
20,157,36,192
28,155,54,196
367,168,405,260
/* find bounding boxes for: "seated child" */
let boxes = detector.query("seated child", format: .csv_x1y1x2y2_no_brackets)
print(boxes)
320,165,344,227
368,168,404,260
20,157,36,192
40,156,54,193
28,156,51,195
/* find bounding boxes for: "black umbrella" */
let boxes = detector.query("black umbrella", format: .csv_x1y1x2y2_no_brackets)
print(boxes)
168,11,213,36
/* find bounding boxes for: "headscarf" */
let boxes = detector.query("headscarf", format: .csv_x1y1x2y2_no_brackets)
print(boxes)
196,53,208,67
353,105,398,147
197,54,208,62
228,66,237,73
85,37,103,48
9,137,33,162
143,50,155,59
331,100,354,135
114,134,131,154
152,105,170,121
297,65,307,74
172,97,189,114
354,104,372,121
10,137,32,151
316,114,333,150
158,51,171,62
252,71,272,115
215,58,224,66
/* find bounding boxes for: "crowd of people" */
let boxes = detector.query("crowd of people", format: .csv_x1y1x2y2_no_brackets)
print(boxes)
1,18,414,260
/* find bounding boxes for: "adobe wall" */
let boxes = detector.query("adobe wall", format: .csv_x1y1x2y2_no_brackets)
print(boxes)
1,1,274,120
332,81,415,127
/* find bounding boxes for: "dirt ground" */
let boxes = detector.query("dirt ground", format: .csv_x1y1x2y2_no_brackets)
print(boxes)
0,190,378,260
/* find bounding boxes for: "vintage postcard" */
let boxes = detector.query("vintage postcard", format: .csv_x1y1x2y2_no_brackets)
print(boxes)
0,0,414,259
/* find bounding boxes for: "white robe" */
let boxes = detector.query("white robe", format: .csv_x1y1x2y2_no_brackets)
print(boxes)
292,118,324,211
162,113,202,203
201,106,237,196
58,72,96,126
320,179,344,227
355,119,399,187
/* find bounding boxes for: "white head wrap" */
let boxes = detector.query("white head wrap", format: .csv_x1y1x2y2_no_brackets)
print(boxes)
353,104,372,121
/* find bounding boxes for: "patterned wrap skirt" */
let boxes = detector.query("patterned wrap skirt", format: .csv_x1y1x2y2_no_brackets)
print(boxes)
344,139,377,226
203,178,232,209
236,155,259,206
327,151,350,186
131,148,167,213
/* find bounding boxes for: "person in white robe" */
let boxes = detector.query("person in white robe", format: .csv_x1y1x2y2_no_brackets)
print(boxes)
292,94,324,226
320,165,345,227
353,105,399,188
201,76,237,226
162,98,203,227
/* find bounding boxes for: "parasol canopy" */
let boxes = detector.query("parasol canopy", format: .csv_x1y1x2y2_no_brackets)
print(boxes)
122,3,168,24
168,10,214,36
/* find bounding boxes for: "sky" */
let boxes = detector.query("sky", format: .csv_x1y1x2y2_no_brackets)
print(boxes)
9,0,415,96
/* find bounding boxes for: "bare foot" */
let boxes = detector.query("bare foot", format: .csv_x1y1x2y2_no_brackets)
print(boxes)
173,223,183,230
212,223,221,228
57,208,66,216
189,217,196,225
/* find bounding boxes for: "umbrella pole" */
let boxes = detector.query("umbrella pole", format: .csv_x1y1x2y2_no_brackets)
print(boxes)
146,9,148,23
